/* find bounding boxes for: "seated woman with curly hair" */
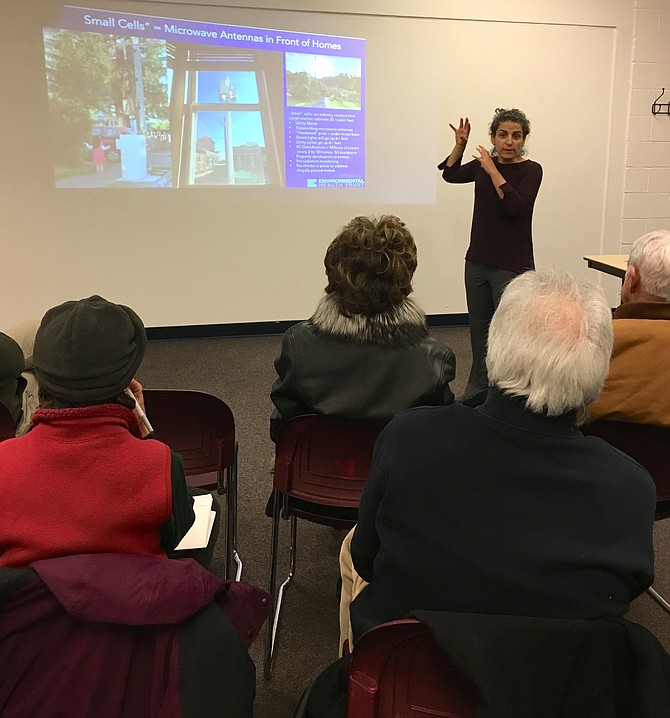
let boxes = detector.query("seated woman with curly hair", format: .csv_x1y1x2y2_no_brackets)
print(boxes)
270,215,456,439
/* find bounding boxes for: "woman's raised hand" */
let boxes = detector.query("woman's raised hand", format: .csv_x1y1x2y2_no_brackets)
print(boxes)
449,117,471,147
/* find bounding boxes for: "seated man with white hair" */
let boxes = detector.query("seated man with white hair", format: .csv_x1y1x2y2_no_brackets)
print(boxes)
589,229,670,426
339,268,656,648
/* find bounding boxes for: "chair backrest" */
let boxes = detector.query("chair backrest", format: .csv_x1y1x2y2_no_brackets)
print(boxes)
273,414,384,508
142,389,235,489
0,403,16,442
582,419,670,517
348,619,477,718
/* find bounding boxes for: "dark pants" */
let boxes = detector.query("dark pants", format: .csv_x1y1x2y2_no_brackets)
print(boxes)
463,260,519,399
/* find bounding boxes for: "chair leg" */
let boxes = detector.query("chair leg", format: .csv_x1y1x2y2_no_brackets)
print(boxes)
219,447,243,582
227,448,243,581
647,585,670,614
264,494,297,679
231,472,242,581
264,490,282,679
217,467,230,579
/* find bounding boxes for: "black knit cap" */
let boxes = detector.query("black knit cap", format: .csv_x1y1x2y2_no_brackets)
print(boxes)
34,295,147,403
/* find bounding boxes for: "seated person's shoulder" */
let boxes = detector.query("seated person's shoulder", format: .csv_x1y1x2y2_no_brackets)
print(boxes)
286,319,310,334
584,435,656,477
283,319,318,345
135,433,173,461
390,401,467,429
422,335,455,357
581,435,657,502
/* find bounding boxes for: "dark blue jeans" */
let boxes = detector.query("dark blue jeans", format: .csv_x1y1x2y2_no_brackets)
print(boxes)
463,260,519,399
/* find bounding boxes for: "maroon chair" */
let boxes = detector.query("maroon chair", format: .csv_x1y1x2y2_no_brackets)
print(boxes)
264,414,384,678
142,389,241,580
348,619,477,718
0,403,16,442
582,419,670,612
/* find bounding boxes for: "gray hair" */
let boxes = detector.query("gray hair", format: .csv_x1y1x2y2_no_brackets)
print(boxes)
626,229,670,301
486,268,613,417
490,107,531,138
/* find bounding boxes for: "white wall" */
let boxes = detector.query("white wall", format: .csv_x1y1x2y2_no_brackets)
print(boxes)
0,0,639,328
623,0,670,246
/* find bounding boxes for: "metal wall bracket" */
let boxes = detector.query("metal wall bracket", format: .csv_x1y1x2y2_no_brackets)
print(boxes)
652,88,670,115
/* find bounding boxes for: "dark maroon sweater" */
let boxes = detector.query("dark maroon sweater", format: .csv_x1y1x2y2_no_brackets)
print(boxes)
438,156,543,273
0,553,270,718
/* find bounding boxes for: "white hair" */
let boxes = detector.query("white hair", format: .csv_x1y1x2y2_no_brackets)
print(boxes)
626,229,670,301
486,268,613,417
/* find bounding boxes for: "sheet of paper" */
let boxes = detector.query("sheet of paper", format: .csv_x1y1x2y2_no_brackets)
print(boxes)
174,493,215,550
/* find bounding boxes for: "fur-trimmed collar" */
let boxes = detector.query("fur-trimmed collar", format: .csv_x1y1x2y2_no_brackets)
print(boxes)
310,294,428,348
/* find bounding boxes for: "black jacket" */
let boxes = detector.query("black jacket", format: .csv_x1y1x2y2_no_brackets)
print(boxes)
351,389,656,640
415,610,670,718
270,295,456,440
294,613,670,718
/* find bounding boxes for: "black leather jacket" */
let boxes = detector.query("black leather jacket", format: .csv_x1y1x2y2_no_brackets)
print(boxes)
270,295,456,440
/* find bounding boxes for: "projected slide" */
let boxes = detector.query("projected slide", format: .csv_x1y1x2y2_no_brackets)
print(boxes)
43,5,365,189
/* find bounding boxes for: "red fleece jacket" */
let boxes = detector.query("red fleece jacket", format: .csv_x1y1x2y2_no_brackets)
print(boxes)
0,404,172,567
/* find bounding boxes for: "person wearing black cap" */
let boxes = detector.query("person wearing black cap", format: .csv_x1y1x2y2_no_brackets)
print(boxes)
0,332,26,431
0,295,196,568
4,319,40,436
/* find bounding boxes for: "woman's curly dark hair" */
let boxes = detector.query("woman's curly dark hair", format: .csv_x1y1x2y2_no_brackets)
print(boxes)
490,107,531,138
324,215,417,316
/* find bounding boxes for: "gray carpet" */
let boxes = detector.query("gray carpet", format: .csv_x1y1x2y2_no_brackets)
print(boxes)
137,326,670,718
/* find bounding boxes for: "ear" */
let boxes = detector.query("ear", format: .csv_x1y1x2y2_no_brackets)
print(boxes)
621,265,640,302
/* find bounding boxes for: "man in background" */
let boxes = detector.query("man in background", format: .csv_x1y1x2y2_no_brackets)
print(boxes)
588,229,670,426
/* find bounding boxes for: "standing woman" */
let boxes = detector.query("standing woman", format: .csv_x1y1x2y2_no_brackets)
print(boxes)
438,108,542,399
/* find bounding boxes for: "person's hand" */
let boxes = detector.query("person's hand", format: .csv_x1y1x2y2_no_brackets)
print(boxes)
449,117,471,147
127,377,146,414
473,145,496,175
